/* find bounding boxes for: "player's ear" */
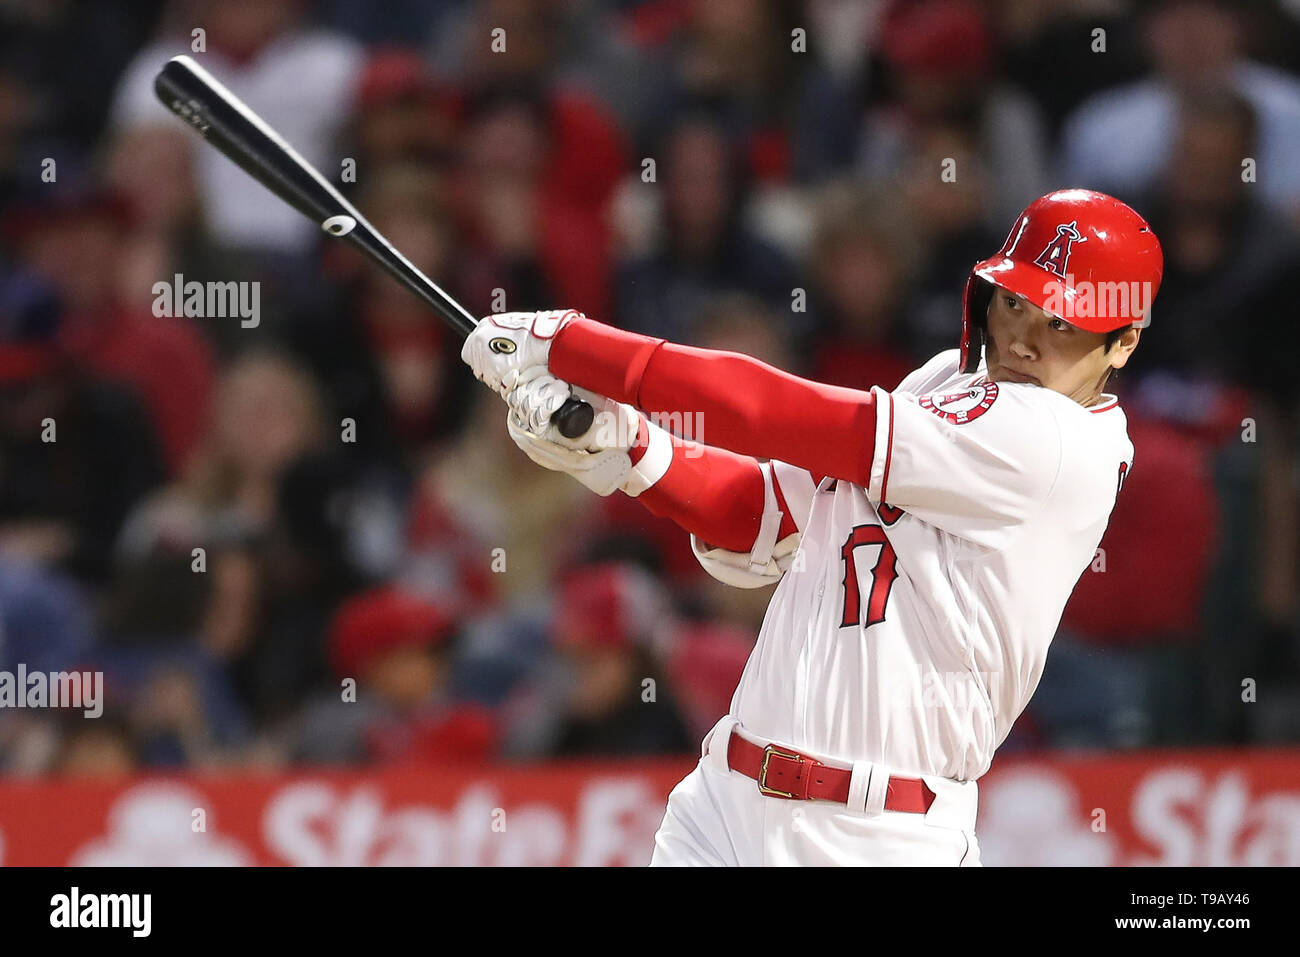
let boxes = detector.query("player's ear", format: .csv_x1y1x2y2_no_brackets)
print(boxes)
1108,326,1141,369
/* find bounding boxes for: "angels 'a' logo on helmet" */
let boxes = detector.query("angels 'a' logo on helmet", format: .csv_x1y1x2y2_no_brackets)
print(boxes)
920,382,999,425
1033,221,1083,278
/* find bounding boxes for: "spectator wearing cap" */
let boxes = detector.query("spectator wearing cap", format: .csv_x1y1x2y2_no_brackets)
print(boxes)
345,49,457,174
428,0,659,151
290,585,497,765
427,0,638,212
502,562,693,759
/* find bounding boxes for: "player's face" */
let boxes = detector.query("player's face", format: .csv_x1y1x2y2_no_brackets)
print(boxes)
984,291,1140,405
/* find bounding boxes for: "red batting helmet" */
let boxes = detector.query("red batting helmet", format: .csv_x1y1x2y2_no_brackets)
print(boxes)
960,189,1164,373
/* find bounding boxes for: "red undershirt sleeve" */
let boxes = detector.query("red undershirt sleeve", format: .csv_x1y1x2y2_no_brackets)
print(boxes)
551,318,877,484
626,421,800,554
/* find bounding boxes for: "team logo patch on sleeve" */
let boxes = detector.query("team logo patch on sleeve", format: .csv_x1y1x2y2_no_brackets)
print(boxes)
919,382,999,424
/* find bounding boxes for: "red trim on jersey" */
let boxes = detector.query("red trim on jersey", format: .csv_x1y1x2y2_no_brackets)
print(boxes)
880,393,895,504
551,318,878,484
1089,396,1120,413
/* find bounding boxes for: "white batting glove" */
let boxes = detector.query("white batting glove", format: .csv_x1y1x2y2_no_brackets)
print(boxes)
505,369,672,497
504,366,623,449
460,309,582,397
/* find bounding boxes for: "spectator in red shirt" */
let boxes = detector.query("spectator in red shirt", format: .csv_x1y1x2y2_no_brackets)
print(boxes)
7,189,214,476
450,85,624,320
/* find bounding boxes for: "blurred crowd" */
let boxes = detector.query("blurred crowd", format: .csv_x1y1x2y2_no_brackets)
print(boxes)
1,0,1299,778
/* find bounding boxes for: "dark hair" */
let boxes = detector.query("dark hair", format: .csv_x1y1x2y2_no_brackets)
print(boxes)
1104,325,1132,350
1100,324,1138,392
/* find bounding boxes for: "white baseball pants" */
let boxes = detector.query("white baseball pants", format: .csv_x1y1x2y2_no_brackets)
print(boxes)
650,716,982,866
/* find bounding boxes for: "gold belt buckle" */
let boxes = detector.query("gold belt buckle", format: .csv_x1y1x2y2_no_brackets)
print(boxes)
758,744,803,798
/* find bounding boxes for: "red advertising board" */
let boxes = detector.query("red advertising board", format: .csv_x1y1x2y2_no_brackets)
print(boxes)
0,759,695,867
976,749,1300,867
1,750,1296,866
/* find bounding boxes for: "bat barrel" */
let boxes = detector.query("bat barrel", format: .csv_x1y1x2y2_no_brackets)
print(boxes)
154,55,591,438
154,56,478,337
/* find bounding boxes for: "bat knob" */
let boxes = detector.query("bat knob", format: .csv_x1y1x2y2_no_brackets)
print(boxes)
553,396,595,440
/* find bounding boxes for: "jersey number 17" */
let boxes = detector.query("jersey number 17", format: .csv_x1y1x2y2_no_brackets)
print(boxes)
839,525,900,629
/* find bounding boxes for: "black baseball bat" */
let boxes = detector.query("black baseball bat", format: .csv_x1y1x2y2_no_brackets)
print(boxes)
153,54,594,439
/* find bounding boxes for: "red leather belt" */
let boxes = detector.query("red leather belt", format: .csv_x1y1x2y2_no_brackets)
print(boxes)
727,728,936,813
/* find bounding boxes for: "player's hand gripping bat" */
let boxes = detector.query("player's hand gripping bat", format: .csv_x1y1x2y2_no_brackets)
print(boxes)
153,54,595,439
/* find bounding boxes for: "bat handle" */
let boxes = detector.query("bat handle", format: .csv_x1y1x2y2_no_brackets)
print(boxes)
553,396,595,439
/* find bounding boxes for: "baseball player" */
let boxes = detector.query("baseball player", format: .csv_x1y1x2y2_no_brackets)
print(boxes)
462,189,1163,866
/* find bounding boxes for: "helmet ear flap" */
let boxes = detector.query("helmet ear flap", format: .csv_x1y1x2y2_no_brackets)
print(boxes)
962,278,994,373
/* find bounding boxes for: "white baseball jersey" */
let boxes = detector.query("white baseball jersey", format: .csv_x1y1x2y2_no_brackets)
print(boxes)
725,349,1133,782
